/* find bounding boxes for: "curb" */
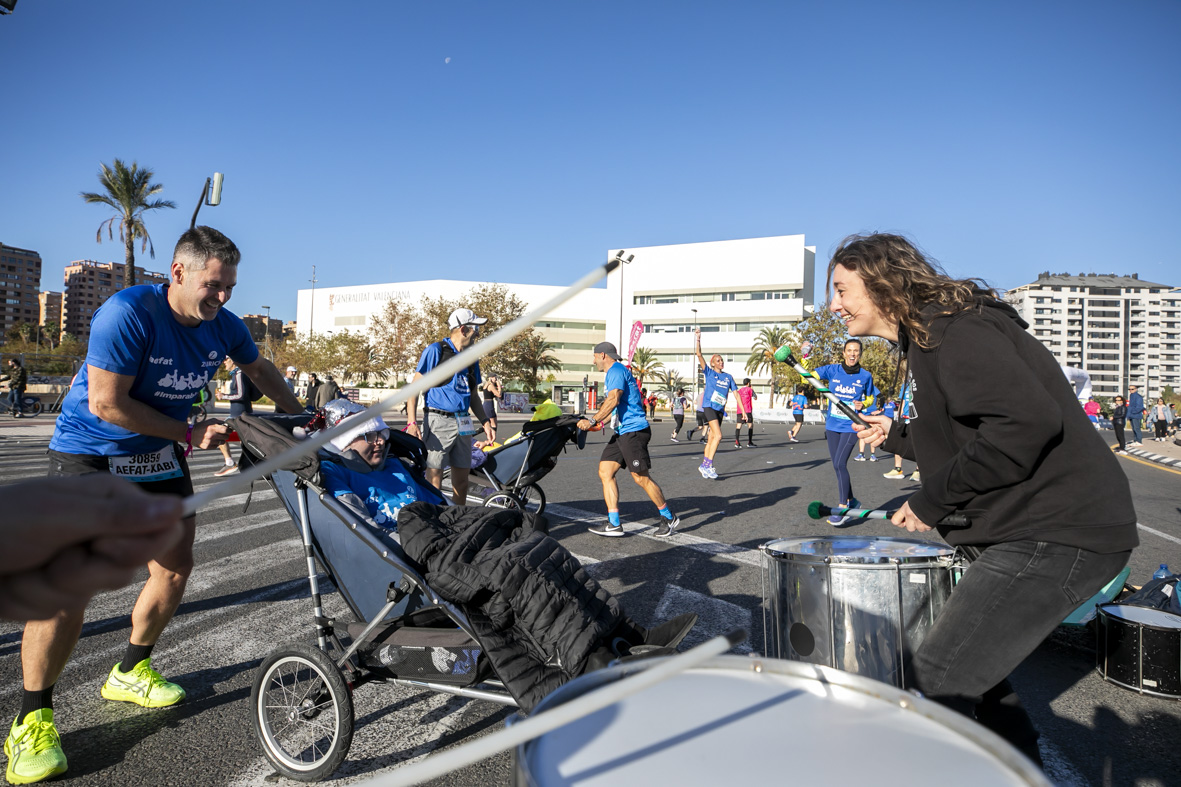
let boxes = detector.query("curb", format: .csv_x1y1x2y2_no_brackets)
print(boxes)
1124,443,1181,468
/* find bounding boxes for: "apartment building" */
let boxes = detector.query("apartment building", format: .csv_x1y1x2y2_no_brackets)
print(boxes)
242,313,284,343
1006,272,1179,398
0,242,42,337
62,260,169,342
38,291,62,329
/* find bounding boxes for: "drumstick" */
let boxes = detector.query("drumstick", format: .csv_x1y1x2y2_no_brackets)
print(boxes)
807,500,971,528
361,629,748,787
182,256,624,517
772,345,870,428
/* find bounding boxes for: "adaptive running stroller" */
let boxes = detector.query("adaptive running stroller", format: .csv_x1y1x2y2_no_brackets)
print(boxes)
466,414,586,515
232,413,693,781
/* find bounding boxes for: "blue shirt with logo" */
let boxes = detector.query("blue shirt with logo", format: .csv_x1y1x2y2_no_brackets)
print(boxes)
321,459,435,530
703,367,737,412
812,363,879,434
604,361,649,434
791,394,807,413
50,284,258,456
417,339,483,412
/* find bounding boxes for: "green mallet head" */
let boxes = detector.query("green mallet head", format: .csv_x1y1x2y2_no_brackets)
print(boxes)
806,501,825,520
773,345,794,364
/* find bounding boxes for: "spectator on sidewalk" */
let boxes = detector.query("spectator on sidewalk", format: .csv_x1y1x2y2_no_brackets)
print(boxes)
1151,397,1170,442
1111,396,1128,454
313,374,342,409
1127,384,1145,445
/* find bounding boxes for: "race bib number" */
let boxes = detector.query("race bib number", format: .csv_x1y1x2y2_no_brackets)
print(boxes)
710,390,727,407
829,400,851,420
109,445,184,483
455,412,478,436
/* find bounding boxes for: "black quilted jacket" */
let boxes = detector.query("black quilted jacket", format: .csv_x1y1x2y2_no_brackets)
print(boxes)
397,502,624,711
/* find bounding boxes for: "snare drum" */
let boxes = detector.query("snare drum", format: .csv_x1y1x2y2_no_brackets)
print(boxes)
760,536,957,687
1096,603,1181,699
513,655,1049,786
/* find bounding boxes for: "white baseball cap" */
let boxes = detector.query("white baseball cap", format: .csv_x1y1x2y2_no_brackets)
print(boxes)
448,308,488,331
286,366,297,372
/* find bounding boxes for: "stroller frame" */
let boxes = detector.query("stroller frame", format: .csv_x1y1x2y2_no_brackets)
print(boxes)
239,417,517,781
463,414,586,515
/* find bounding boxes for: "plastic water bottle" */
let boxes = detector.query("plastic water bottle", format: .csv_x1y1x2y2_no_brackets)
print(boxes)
1153,564,1171,580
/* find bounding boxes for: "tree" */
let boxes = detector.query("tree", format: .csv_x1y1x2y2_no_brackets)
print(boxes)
629,346,663,391
652,367,687,400
787,305,901,403
745,326,792,407
80,159,176,289
367,295,421,384
325,332,388,384
517,334,562,394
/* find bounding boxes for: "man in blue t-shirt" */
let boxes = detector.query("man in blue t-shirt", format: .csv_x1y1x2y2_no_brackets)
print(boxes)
9,227,305,784
405,308,495,505
692,328,748,479
577,342,680,538
789,385,808,443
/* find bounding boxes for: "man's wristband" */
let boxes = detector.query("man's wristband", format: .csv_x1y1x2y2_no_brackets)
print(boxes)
407,420,417,425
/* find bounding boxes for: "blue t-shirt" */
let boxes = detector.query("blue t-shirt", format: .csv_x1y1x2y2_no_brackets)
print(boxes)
812,363,879,434
320,459,427,530
417,339,482,412
791,394,807,413
882,401,896,420
50,284,258,456
604,361,649,434
703,367,737,412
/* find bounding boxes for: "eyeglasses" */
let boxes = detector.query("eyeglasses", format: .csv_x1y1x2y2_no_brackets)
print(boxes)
363,430,389,445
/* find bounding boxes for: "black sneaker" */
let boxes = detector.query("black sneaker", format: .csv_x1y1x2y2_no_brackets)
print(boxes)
653,516,680,538
734,441,742,448
747,441,757,447
589,522,625,537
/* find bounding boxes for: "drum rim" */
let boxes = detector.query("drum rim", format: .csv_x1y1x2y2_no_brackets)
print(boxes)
760,535,954,564
514,655,1051,786
1097,602,1181,631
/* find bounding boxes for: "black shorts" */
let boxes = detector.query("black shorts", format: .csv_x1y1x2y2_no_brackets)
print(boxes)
703,407,725,423
793,413,804,423
483,397,496,417
737,413,753,425
695,411,707,426
47,446,195,497
601,428,652,472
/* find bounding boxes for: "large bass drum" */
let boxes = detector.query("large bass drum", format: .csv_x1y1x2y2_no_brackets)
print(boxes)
1096,603,1181,699
760,535,957,687
512,655,1049,786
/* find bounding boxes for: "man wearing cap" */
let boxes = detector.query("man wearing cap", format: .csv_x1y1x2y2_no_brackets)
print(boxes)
577,342,680,538
1127,384,1144,446
284,366,298,395
405,308,495,505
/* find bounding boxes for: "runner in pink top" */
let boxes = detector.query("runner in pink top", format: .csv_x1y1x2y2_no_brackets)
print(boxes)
735,378,758,447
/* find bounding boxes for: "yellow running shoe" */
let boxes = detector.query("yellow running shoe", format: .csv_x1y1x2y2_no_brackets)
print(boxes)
5,709,67,785
100,659,186,708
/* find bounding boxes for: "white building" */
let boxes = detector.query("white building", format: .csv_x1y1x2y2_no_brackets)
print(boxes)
1006,272,1180,398
607,234,816,398
294,280,609,389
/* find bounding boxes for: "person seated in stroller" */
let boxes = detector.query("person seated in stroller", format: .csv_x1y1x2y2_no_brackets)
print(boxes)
314,400,446,538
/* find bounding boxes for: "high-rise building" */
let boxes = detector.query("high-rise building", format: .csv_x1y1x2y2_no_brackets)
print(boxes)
0,242,42,336
61,260,169,342
1006,272,1180,397
38,291,62,329
241,313,284,343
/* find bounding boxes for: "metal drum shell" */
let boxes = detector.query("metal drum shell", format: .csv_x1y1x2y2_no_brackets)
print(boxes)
1096,603,1181,699
760,536,957,688
511,655,1050,787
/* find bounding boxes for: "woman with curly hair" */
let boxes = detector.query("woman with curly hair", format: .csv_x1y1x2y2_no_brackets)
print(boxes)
841,232,1136,766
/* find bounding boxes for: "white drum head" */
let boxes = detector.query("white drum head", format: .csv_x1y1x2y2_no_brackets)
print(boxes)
519,657,1047,786
762,535,953,565
1100,604,1181,629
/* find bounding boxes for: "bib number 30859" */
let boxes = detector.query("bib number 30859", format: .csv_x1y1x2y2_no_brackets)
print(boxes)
109,445,184,483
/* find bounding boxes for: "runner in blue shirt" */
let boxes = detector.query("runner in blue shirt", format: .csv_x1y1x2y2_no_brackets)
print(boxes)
812,338,879,524
789,385,808,443
578,342,680,538
10,228,305,785
692,327,748,479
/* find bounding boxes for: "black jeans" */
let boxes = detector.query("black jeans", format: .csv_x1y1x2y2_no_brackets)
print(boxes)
911,540,1131,765
1113,422,1126,450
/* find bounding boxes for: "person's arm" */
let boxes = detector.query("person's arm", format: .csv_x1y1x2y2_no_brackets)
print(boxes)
238,357,303,414
0,475,185,621
470,397,495,442
693,328,707,371
405,371,423,437
577,389,621,430
88,366,230,449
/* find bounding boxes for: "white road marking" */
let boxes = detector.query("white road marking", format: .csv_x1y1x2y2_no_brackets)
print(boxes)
1138,522,1181,546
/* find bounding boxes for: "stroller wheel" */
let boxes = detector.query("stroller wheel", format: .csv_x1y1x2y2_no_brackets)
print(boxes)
251,642,354,781
483,491,524,510
518,483,547,516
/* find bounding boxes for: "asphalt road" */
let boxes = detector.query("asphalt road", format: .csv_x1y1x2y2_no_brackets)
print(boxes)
1,414,1179,786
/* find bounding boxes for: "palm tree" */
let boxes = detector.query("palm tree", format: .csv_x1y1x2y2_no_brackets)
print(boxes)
517,333,562,394
746,326,791,406
81,159,176,289
652,368,687,399
628,346,664,391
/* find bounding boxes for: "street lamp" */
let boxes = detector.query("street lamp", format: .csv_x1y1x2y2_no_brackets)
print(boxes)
261,305,274,360
613,250,633,349
308,265,318,338
691,308,698,397
189,172,224,229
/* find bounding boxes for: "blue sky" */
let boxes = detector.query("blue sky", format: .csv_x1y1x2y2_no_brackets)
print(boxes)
2,0,1178,323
